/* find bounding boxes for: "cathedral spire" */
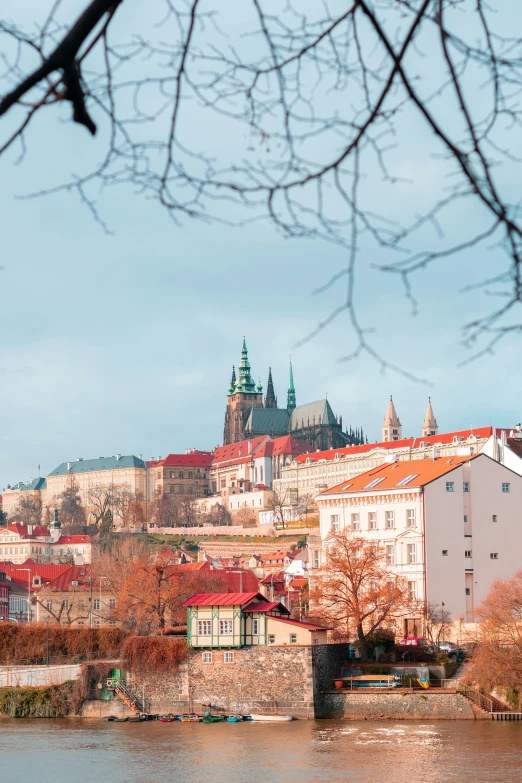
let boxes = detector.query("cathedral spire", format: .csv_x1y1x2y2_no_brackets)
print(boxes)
265,367,277,408
227,365,237,396
287,358,296,412
382,396,402,442
234,336,257,394
422,397,438,437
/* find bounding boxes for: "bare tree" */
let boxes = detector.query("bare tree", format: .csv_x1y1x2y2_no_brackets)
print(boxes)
266,489,289,529
14,495,43,526
86,485,113,526
59,481,87,533
424,601,452,646
1,2,522,372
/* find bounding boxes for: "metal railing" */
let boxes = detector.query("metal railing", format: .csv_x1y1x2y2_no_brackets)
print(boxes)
457,682,496,712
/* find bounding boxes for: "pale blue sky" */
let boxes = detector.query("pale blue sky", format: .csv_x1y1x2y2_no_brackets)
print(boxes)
0,1,519,490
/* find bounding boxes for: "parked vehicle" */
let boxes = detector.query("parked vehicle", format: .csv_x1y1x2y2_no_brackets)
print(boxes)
438,641,458,654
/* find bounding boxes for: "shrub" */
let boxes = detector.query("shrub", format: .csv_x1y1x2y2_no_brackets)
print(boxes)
0,625,128,664
0,682,76,717
121,636,188,674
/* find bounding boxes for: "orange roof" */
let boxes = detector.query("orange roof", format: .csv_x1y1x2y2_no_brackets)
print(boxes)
320,454,479,495
255,436,311,458
268,616,331,631
293,427,495,465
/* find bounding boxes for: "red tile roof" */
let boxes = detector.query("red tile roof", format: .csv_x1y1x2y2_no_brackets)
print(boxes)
5,523,50,539
182,591,263,607
154,452,213,468
57,535,90,544
219,568,260,593
255,436,312,458
320,454,479,495
260,572,285,584
0,562,75,591
269,616,331,631
211,437,267,467
243,600,289,614
293,427,495,465
44,565,93,592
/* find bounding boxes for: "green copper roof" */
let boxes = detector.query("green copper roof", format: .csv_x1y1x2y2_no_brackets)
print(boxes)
227,365,237,396
48,455,146,476
234,337,258,395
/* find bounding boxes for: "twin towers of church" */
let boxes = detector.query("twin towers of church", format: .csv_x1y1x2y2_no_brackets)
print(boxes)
382,396,439,442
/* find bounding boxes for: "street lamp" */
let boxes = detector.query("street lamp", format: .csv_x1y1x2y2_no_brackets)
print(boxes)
15,568,31,624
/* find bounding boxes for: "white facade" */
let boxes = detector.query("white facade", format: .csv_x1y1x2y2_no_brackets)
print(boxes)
317,454,522,628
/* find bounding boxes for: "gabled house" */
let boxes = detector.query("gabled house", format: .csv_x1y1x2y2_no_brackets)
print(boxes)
183,591,328,648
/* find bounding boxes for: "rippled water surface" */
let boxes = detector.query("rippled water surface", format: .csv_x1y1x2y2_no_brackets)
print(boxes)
1,719,521,783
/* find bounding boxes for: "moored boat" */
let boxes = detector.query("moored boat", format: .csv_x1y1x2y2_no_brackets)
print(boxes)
159,715,176,723
226,716,243,723
249,714,293,722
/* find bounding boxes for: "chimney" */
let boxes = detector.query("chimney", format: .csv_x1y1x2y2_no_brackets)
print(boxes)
432,445,437,461
139,454,142,460
248,440,252,454
27,524,33,536
116,454,121,460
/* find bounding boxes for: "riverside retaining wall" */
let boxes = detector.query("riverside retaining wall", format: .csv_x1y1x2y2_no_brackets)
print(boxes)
317,690,476,719
0,663,81,688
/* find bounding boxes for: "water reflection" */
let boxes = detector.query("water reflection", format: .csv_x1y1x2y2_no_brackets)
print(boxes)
0,719,520,783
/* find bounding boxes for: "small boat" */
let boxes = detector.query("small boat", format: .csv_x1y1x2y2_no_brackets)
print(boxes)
249,714,294,722
181,714,201,722
202,715,224,723
112,716,129,722
129,714,148,723
159,714,176,723
101,715,117,722
226,716,243,723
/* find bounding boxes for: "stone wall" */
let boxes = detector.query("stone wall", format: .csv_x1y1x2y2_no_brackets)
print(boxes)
317,690,476,719
125,645,316,719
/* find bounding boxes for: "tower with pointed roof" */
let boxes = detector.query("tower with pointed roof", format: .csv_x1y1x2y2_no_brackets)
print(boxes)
382,396,402,442
287,359,296,413
223,338,264,444
422,398,438,437
265,367,277,409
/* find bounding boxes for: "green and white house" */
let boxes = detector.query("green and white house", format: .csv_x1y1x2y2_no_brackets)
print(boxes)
183,592,329,648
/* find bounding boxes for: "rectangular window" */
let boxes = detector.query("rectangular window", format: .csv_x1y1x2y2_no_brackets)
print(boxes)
224,652,234,664
490,553,499,560
385,545,395,565
464,515,468,523
385,510,394,529
179,471,184,479
463,482,469,492
365,477,385,489
290,634,297,644
492,515,497,523
170,471,175,479
351,513,360,531
406,509,415,528
268,634,276,644
442,550,448,556
93,598,100,611
202,652,213,664
109,599,116,609
46,600,52,611
198,620,212,636
407,581,416,600
169,485,175,493
407,543,416,564
465,550,472,558
368,512,377,530
219,619,233,636
465,588,471,596
502,483,510,493
446,482,454,492
313,552,320,568
330,514,339,533
252,618,259,635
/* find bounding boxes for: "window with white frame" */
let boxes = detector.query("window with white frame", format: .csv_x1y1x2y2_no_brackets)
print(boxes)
313,551,320,568
407,543,416,564
290,633,297,643
268,634,276,644
252,618,259,635
219,619,233,636
368,512,377,530
202,652,213,664
465,550,472,558
198,620,212,636
224,652,234,664
385,545,395,565
385,510,394,529
463,482,469,492
330,514,339,533
502,483,510,493
492,515,498,523
351,513,360,531
490,553,499,559
442,550,448,556
446,482,454,492
406,509,415,528
407,580,417,600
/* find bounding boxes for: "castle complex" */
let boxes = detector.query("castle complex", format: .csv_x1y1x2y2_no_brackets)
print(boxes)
223,339,357,450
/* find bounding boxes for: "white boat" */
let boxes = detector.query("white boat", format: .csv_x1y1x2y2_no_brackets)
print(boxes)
249,714,294,722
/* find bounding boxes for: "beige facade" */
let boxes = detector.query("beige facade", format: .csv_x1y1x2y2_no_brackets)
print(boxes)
0,523,91,565
275,426,495,500
148,452,212,502
2,479,47,519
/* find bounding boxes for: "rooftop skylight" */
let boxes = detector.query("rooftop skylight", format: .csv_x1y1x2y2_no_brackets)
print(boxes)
396,474,419,487
365,477,385,489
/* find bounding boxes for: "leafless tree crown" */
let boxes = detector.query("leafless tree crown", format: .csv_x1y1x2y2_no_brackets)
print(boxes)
1,0,522,374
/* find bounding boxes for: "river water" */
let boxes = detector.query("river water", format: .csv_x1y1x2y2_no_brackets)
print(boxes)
1,719,521,783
